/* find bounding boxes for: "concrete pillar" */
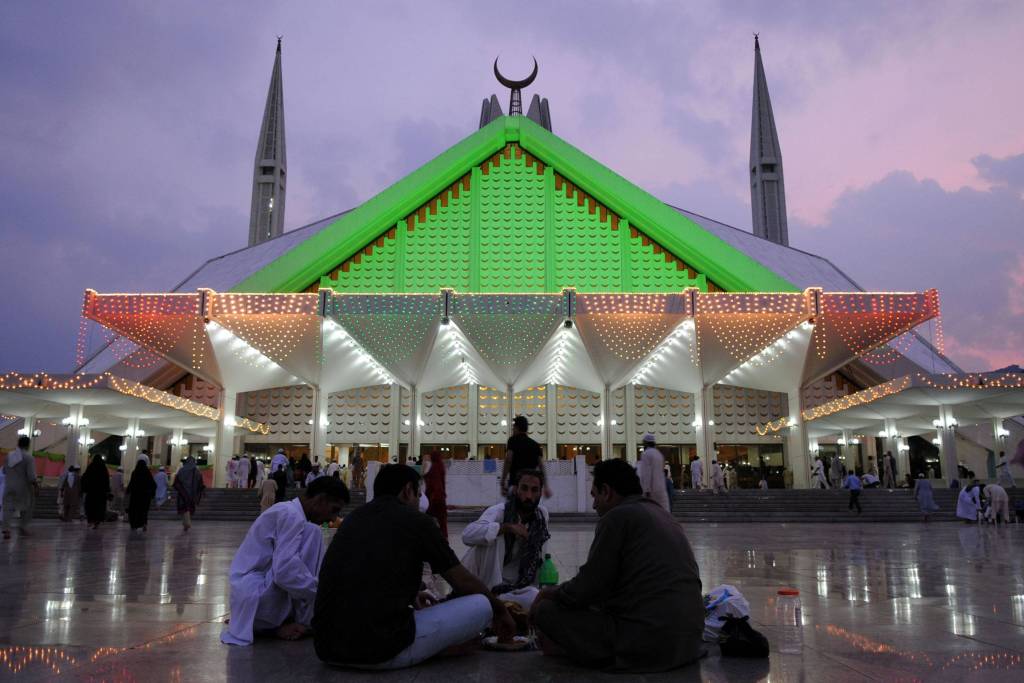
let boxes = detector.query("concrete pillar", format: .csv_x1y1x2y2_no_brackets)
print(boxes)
785,389,810,488
545,384,557,460
169,428,185,470
388,383,401,461
310,386,329,465
21,416,37,453
123,417,141,463
938,406,959,485
214,389,237,487
694,387,714,488
506,384,515,441
993,417,1009,460
469,383,480,460
409,385,420,462
64,405,85,468
574,454,589,512
600,384,612,460
882,418,906,479
624,384,638,464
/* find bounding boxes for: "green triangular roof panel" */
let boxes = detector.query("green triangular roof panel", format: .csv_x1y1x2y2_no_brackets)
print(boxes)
234,116,797,295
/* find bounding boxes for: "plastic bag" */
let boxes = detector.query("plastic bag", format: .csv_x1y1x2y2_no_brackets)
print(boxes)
719,615,770,658
703,584,751,642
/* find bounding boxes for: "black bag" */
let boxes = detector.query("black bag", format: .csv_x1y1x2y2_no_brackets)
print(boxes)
718,615,769,658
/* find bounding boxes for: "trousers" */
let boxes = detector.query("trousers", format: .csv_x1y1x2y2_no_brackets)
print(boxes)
848,490,861,513
350,595,491,670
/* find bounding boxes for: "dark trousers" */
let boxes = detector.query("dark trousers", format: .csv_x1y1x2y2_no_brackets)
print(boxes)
848,489,861,513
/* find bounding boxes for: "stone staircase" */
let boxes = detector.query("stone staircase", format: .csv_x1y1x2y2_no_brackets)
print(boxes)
31,486,1021,525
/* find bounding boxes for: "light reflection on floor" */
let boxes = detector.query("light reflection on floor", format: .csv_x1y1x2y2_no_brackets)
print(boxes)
0,520,1022,681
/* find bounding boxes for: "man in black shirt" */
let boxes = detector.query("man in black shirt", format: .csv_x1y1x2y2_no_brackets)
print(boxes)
501,415,551,498
313,465,515,669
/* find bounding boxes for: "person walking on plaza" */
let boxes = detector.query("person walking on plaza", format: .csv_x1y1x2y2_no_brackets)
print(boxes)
259,476,278,513
80,454,110,530
110,466,125,520
956,482,981,523
350,451,364,491
154,466,169,507
637,434,670,512
501,416,551,499
125,459,156,533
690,455,703,491
237,455,251,490
312,464,515,669
983,482,1010,523
995,451,1015,488
830,456,844,490
2,436,37,539
531,459,705,672
58,465,81,522
173,456,205,532
913,473,939,521
248,455,258,489
221,477,349,646
254,459,265,489
270,448,288,476
226,456,238,489
710,460,726,494
423,450,448,537
843,470,862,515
882,451,896,489
812,456,828,489
272,465,288,504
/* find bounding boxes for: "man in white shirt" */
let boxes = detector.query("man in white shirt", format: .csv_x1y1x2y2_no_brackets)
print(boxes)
636,433,670,512
221,477,350,646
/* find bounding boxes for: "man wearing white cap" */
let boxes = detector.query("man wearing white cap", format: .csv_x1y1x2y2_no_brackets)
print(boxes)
636,433,670,512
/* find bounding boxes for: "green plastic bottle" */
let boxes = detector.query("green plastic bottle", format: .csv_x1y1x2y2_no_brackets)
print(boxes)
538,553,559,586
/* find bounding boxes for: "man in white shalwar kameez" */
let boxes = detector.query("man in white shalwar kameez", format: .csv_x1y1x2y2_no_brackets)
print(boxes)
983,483,1010,523
690,456,703,491
221,477,349,646
710,460,726,494
461,470,549,611
270,449,289,476
636,434,670,512
956,483,981,523
236,456,251,490
812,457,828,489
154,467,169,507
226,457,238,489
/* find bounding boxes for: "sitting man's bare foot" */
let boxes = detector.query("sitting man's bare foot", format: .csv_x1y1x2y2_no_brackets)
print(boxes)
275,622,309,641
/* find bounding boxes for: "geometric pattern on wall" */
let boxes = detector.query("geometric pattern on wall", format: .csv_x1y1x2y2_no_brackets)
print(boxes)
421,385,469,443
513,385,547,443
632,385,695,444
478,385,509,443
171,374,221,410
712,385,786,443
328,384,392,443
801,372,856,412
556,385,602,443
241,385,315,442
319,144,710,295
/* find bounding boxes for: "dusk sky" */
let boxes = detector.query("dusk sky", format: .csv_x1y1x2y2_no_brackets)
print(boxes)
2,1,1022,374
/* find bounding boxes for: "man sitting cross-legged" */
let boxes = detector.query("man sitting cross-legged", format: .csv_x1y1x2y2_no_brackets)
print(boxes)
531,459,705,673
461,469,549,610
220,476,350,646
313,464,515,669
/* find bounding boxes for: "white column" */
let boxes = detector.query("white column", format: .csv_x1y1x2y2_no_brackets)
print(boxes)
545,384,557,460
938,406,959,485
469,383,480,460
169,428,185,470
79,423,93,463
388,383,401,461
124,417,141,463
785,389,810,489
506,384,515,441
310,385,329,464
694,387,713,488
64,405,84,468
600,383,612,460
624,384,638,464
214,389,237,487
409,385,420,462
882,418,908,480
574,453,589,512
993,417,1008,459
22,416,37,453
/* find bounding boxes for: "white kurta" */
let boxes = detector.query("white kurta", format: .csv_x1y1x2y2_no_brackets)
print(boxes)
637,447,670,511
237,458,251,487
956,487,981,521
690,459,703,489
154,471,169,506
221,499,325,646
255,462,265,487
812,461,827,489
984,484,1010,522
461,502,549,598
226,459,238,488
711,463,725,492
270,453,288,474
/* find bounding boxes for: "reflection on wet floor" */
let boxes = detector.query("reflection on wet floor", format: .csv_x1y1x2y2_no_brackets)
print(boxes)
1,520,1023,681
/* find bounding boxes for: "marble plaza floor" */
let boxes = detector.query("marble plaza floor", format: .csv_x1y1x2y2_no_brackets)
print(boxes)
1,518,1023,682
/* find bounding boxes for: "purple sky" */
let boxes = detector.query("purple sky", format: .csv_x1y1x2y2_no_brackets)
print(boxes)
2,1,1022,374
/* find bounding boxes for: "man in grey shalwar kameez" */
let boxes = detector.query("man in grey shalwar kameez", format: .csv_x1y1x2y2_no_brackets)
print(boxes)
531,459,704,672
2,436,37,539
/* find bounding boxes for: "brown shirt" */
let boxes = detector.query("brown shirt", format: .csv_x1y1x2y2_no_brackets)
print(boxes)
554,495,705,671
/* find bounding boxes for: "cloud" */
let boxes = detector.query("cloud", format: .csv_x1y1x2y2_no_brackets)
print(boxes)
972,152,1024,194
793,166,1024,372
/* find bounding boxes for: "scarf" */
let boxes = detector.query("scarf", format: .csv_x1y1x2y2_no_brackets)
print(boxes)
491,494,550,595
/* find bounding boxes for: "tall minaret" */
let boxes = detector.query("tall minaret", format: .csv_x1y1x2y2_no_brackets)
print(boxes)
749,35,789,246
248,38,287,246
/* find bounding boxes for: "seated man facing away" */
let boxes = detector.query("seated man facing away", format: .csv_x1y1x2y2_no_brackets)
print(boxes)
313,464,515,669
461,469,549,610
531,459,704,673
221,477,350,646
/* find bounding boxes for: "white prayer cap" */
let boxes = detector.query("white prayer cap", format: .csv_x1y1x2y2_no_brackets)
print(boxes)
642,432,656,444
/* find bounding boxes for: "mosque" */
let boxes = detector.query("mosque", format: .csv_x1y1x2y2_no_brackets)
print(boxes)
1,38,1021,489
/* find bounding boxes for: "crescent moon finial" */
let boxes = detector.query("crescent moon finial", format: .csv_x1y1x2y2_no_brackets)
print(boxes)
493,56,538,90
